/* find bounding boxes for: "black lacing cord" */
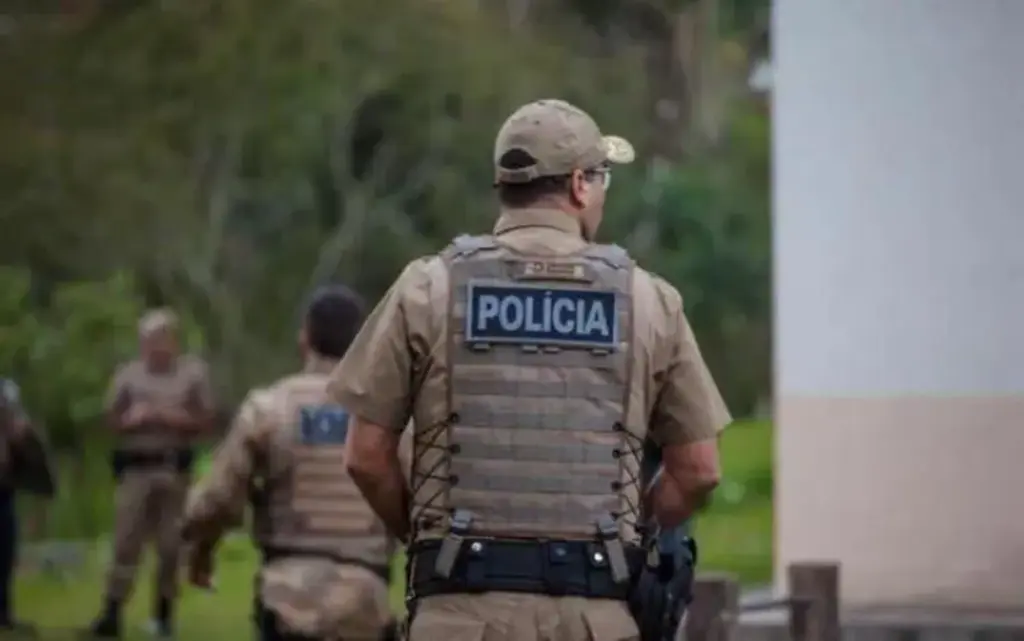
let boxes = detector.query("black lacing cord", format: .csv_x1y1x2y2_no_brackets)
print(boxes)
615,425,646,534
410,415,647,536
409,419,453,531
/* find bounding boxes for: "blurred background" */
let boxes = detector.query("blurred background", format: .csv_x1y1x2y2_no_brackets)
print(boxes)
1,0,771,635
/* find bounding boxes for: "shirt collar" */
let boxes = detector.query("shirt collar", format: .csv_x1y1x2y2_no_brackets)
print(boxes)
303,354,339,375
493,208,583,237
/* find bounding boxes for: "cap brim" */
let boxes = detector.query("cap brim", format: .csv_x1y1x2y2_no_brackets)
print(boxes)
601,135,636,165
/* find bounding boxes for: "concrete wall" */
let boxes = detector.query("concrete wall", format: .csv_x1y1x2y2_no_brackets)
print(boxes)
774,0,1024,607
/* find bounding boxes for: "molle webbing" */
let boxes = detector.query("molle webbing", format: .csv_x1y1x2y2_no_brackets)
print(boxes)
413,235,638,539
258,377,388,568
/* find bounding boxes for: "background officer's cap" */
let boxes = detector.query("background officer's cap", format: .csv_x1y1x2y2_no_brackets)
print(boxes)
493,99,635,185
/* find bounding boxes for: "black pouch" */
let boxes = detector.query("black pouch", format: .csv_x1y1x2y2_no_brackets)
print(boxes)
175,449,195,473
110,450,127,482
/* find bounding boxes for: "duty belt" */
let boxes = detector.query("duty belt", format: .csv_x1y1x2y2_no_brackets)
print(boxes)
112,448,194,471
260,545,391,584
408,537,645,600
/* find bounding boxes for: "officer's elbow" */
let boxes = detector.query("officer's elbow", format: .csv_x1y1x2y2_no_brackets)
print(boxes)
344,416,400,484
344,443,391,490
649,473,711,525
344,457,375,486
653,440,721,526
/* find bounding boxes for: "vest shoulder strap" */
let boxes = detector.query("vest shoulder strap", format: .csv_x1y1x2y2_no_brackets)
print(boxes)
441,234,500,262
582,243,633,269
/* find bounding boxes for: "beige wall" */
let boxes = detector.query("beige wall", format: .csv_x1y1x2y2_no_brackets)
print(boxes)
774,1,1024,606
776,396,1024,607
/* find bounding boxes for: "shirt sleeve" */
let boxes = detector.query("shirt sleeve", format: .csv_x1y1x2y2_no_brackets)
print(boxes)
189,359,217,415
648,280,732,446
103,365,132,415
327,259,434,432
182,389,267,545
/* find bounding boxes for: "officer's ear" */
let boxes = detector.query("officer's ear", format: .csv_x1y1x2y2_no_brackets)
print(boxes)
569,168,591,207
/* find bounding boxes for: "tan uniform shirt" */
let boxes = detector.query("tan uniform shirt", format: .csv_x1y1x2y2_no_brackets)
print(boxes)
330,208,730,445
104,355,215,451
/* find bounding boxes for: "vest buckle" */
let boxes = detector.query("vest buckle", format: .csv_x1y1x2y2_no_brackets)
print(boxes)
596,513,630,584
433,509,473,579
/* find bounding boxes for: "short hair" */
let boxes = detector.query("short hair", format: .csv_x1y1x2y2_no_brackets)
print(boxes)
495,149,569,208
494,149,603,209
304,285,366,359
139,308,179,337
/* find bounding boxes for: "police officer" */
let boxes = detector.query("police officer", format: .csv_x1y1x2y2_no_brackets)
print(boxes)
0,378,55,634
330,98,731,641
181,286,396,641
89,309,215,639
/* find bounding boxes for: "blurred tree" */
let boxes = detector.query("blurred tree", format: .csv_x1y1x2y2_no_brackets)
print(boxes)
0,0,770,415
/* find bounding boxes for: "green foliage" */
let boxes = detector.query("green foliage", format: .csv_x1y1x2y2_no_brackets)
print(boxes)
0,0,770,413
603,104,770,413
0,268,203,448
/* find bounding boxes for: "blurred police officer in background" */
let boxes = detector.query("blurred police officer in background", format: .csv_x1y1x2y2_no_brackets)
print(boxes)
89,309,215,639
181,285,397,641
0,378,55,634
330,98,730,641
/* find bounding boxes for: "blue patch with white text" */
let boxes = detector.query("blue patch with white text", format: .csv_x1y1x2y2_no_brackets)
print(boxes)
464,282,618,349
299,405,349,446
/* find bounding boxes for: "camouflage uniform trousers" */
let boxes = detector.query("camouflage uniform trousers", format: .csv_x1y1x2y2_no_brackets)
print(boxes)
258,558,392,641
407,593,640,641
105,469,188,601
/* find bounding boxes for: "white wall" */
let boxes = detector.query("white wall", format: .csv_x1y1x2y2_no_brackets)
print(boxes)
774,0,1024,607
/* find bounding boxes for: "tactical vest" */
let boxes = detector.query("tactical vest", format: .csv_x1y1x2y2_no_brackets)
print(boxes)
411,234,642,543
256,374,390,569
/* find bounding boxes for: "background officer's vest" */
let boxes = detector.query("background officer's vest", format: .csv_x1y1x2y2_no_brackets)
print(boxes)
116,357,205,453
411,234,640,542
255,374,389,568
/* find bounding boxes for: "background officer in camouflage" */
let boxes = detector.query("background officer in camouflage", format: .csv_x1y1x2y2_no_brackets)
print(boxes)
89,309,215,639
332,98,730,641
0,377,55,633
181,286,396,641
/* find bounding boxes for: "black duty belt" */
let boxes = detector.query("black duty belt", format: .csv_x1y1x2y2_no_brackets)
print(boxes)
260,545,391,584
112,449,194,471
409,537,644,600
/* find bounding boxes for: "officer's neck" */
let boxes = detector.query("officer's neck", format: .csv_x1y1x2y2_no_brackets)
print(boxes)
143,355,177,374
303,352,339,375
496,206,585,238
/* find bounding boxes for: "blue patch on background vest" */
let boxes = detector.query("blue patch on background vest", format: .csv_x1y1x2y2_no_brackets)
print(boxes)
465,282,619,349
299,405,349,445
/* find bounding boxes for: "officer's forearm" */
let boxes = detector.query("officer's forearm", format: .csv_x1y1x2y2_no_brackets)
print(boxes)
348,462,410,542
649,471,718,528
159,407,210,433
181,507,231,549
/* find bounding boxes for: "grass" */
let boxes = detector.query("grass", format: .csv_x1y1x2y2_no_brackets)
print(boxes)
14,420,771,639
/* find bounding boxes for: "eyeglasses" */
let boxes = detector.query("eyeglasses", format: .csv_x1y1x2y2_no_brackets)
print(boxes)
588,167,612,190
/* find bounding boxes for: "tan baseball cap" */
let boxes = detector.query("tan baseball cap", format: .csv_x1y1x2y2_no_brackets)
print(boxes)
493,99,635,184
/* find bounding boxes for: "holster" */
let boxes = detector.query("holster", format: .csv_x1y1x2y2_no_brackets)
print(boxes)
627,534,696,641
631,437,698,641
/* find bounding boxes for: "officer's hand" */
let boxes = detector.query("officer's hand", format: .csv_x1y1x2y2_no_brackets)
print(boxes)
124,403,154,427
156,405,192,427
187,546,215,589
